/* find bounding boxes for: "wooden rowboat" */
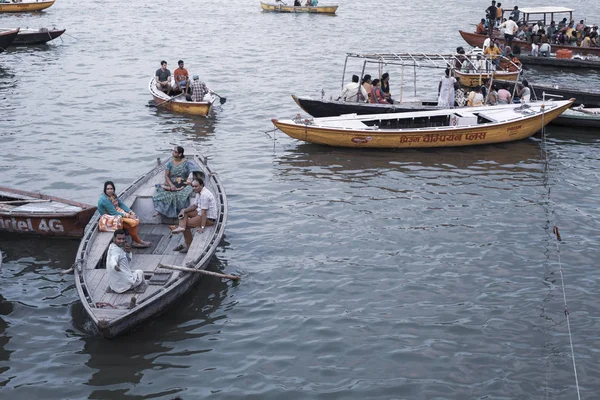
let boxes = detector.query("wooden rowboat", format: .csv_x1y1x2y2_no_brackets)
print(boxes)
516,54,600,70
0,0,55,12
272,99,574,148
0,186,96,238
459,30,600,58
0,27,65,45
73,155,228,338
0,27,19,53
149,78,215,116
260,1,338,14
494,79,600,108
552,106,600,128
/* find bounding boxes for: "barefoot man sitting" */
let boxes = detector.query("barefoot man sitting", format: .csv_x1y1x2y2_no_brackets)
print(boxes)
171,178,217,253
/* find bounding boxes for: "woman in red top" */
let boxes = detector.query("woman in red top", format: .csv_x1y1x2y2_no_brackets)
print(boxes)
370,79,387,104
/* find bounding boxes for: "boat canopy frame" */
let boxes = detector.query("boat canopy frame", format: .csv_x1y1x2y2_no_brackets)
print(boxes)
518,7,575,26
340,52,521,102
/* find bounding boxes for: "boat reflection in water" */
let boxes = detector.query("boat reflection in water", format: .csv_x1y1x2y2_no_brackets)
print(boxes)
275,139,544,183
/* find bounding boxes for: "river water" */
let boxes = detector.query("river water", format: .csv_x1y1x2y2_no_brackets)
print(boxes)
1,0,600,399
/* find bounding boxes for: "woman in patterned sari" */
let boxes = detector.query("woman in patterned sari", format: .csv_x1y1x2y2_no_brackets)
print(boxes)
152,146,201,218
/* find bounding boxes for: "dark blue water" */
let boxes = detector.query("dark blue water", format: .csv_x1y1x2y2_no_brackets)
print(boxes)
1,1,600,399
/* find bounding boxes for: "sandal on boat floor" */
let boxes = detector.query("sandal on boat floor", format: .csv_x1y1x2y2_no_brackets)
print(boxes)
132,241,152,248
178,247,188,254
173,244,186,251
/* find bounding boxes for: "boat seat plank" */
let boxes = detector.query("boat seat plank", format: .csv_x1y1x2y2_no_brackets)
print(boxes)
93,309,128,319
183,226,215,265
86,232,113,270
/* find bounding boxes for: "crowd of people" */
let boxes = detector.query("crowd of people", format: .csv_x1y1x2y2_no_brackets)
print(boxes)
154,60,210,102
479,1,599,49
98,145,218,293
337,73,394,104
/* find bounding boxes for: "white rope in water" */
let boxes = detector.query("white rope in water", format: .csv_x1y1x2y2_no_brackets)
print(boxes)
539,105,581,400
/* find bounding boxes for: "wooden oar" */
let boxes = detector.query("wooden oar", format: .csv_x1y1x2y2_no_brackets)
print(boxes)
210,91,227,104
0,199,52,204
159,263,240,281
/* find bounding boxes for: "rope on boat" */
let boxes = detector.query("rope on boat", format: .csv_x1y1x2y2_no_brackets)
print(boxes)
540,112,582,400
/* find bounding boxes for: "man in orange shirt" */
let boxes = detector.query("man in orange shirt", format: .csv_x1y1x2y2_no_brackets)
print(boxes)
484,41,502,68
174,60,190,95
476,18,487,35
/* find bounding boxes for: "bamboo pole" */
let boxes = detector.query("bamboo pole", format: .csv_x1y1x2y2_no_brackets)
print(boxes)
159,263,240,281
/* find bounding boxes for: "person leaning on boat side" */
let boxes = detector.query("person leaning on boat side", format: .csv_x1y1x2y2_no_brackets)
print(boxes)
174,60,190,95
516,80,531,103
189,74,209,102
171,179,217,253
152,146,201,219
106,229,146,294
155,60,172,95
437,68,458,109
380,72,393,104
337,74,368,103
98,181,151,248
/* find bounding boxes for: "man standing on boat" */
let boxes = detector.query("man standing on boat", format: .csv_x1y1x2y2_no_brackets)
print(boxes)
485,1,498,36
155,60,172,95
106,229,146,293
171,179,217,253
499,16,518,48
337,74,368,103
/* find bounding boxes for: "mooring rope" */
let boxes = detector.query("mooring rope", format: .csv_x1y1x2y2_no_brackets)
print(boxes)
539,105,581,400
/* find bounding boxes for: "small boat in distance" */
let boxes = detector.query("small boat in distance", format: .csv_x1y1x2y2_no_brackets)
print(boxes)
515,54,600,70
0,0,56,13
0,186,97,238
0,27,65,45
272,99,574,148
494,79,600,108
0,27,19,53
552,106,600,128
73,155,228,338
260,1,338,14
149,78,215,116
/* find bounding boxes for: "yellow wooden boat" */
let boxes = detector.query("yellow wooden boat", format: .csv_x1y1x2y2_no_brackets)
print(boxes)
0,0,55,13
149,78,215,116
454,69,520,88
272,99,574,148
260,1,338,14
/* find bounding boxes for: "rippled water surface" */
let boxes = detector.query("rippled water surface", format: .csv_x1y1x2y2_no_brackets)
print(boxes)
1,1,600,399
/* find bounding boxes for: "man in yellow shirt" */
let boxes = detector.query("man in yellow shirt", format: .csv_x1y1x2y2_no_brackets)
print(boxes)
484,41,502,67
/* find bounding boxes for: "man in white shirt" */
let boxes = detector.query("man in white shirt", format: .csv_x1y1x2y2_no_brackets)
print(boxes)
499,16,518,48
171,178,217,253
337,74,368,103
107,229,145,293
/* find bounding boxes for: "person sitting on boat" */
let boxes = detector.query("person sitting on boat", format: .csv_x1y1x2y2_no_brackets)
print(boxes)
106,229,146,293
152,146,201,219
338,74,368,103
516,80,531,103
467,85,484,107
294,0,301,5
546,21,558,43
361,74,373,103
476,18,487,35
98,181,151,248
558,17,568,30
189,74,209,102
576,19,586,33
591,26,598,46
155,60,172,95
369,79,387,104
380,72,393,104
170,178,217,254
173,60,190,95
437,68,458,109
581,32,592,48
484,41,502,67
486,84,499,105
497,84,512,104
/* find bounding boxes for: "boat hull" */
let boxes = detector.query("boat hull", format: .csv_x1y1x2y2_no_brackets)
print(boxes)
11,28,65,45
454,70,520,87
0,28,19,53
292,95,438,117
149,78,214,116
495,79,600,107
0,186,97,238
0,0,55,12
552,108,600,128
272,101,573,148
459,30,600,57
517,54,600,70
260,2,337,13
